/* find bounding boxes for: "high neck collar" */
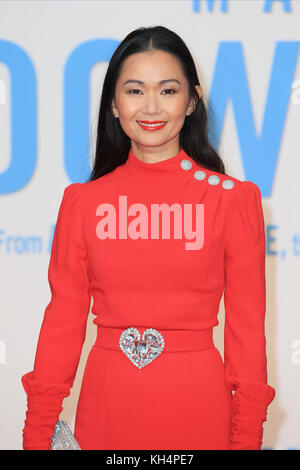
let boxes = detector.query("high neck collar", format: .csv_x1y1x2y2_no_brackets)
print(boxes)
123,146,192,183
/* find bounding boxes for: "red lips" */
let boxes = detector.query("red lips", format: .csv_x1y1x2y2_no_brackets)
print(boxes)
138,120,166,124
137,121,167,131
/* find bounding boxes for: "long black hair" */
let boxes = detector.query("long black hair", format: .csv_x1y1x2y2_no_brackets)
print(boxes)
86,26,226,183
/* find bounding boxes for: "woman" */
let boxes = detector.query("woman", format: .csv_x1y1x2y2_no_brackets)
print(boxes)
21,25,275,450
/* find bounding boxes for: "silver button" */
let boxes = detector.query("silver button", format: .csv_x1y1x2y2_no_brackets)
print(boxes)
193,170,206,181
208,175,220,185
180,159,192,170
222,179,235,190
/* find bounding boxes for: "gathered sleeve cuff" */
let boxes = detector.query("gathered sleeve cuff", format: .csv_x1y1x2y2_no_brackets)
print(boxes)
21,371,71,450
21,183,91,450
224,181,276,450
225,375,275,450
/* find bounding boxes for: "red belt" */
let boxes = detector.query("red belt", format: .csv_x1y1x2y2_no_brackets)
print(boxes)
94,325,214,352
94,326,214,369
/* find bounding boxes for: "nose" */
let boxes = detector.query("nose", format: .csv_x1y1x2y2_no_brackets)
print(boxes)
142,90,161,115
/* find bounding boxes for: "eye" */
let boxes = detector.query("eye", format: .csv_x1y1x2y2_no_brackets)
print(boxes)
126,88,177,95
127,89,142,94
162,89,176,95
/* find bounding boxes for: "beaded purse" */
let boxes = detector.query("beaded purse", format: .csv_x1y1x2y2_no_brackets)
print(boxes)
51,420,81,450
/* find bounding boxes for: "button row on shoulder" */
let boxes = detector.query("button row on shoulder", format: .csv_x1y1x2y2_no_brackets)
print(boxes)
180,159,235,190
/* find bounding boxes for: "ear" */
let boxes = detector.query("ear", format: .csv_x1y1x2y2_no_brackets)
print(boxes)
111,98,118,117
186,85,203,116
195,85,202,100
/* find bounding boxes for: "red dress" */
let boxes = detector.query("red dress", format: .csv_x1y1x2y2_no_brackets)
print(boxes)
21,146,275,450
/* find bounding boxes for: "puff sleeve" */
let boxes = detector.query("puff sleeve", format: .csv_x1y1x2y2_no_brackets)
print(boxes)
21,183,91,450
224,181,275,450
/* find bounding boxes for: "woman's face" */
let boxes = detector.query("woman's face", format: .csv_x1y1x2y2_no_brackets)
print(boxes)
111,50,202,156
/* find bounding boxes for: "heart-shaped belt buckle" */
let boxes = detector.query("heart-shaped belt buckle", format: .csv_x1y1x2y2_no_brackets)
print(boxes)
119,327,165,369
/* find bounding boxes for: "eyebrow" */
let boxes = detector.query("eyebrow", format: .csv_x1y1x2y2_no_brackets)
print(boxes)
122,79,181,86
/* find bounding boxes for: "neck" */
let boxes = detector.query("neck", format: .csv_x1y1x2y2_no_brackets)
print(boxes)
130,144,181,165
123,145,191,184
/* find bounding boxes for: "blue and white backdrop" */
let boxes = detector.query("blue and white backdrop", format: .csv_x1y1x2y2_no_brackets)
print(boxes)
0,0,299,450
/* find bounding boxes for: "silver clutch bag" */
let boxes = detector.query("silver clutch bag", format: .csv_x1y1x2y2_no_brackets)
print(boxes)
51,420,81,450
